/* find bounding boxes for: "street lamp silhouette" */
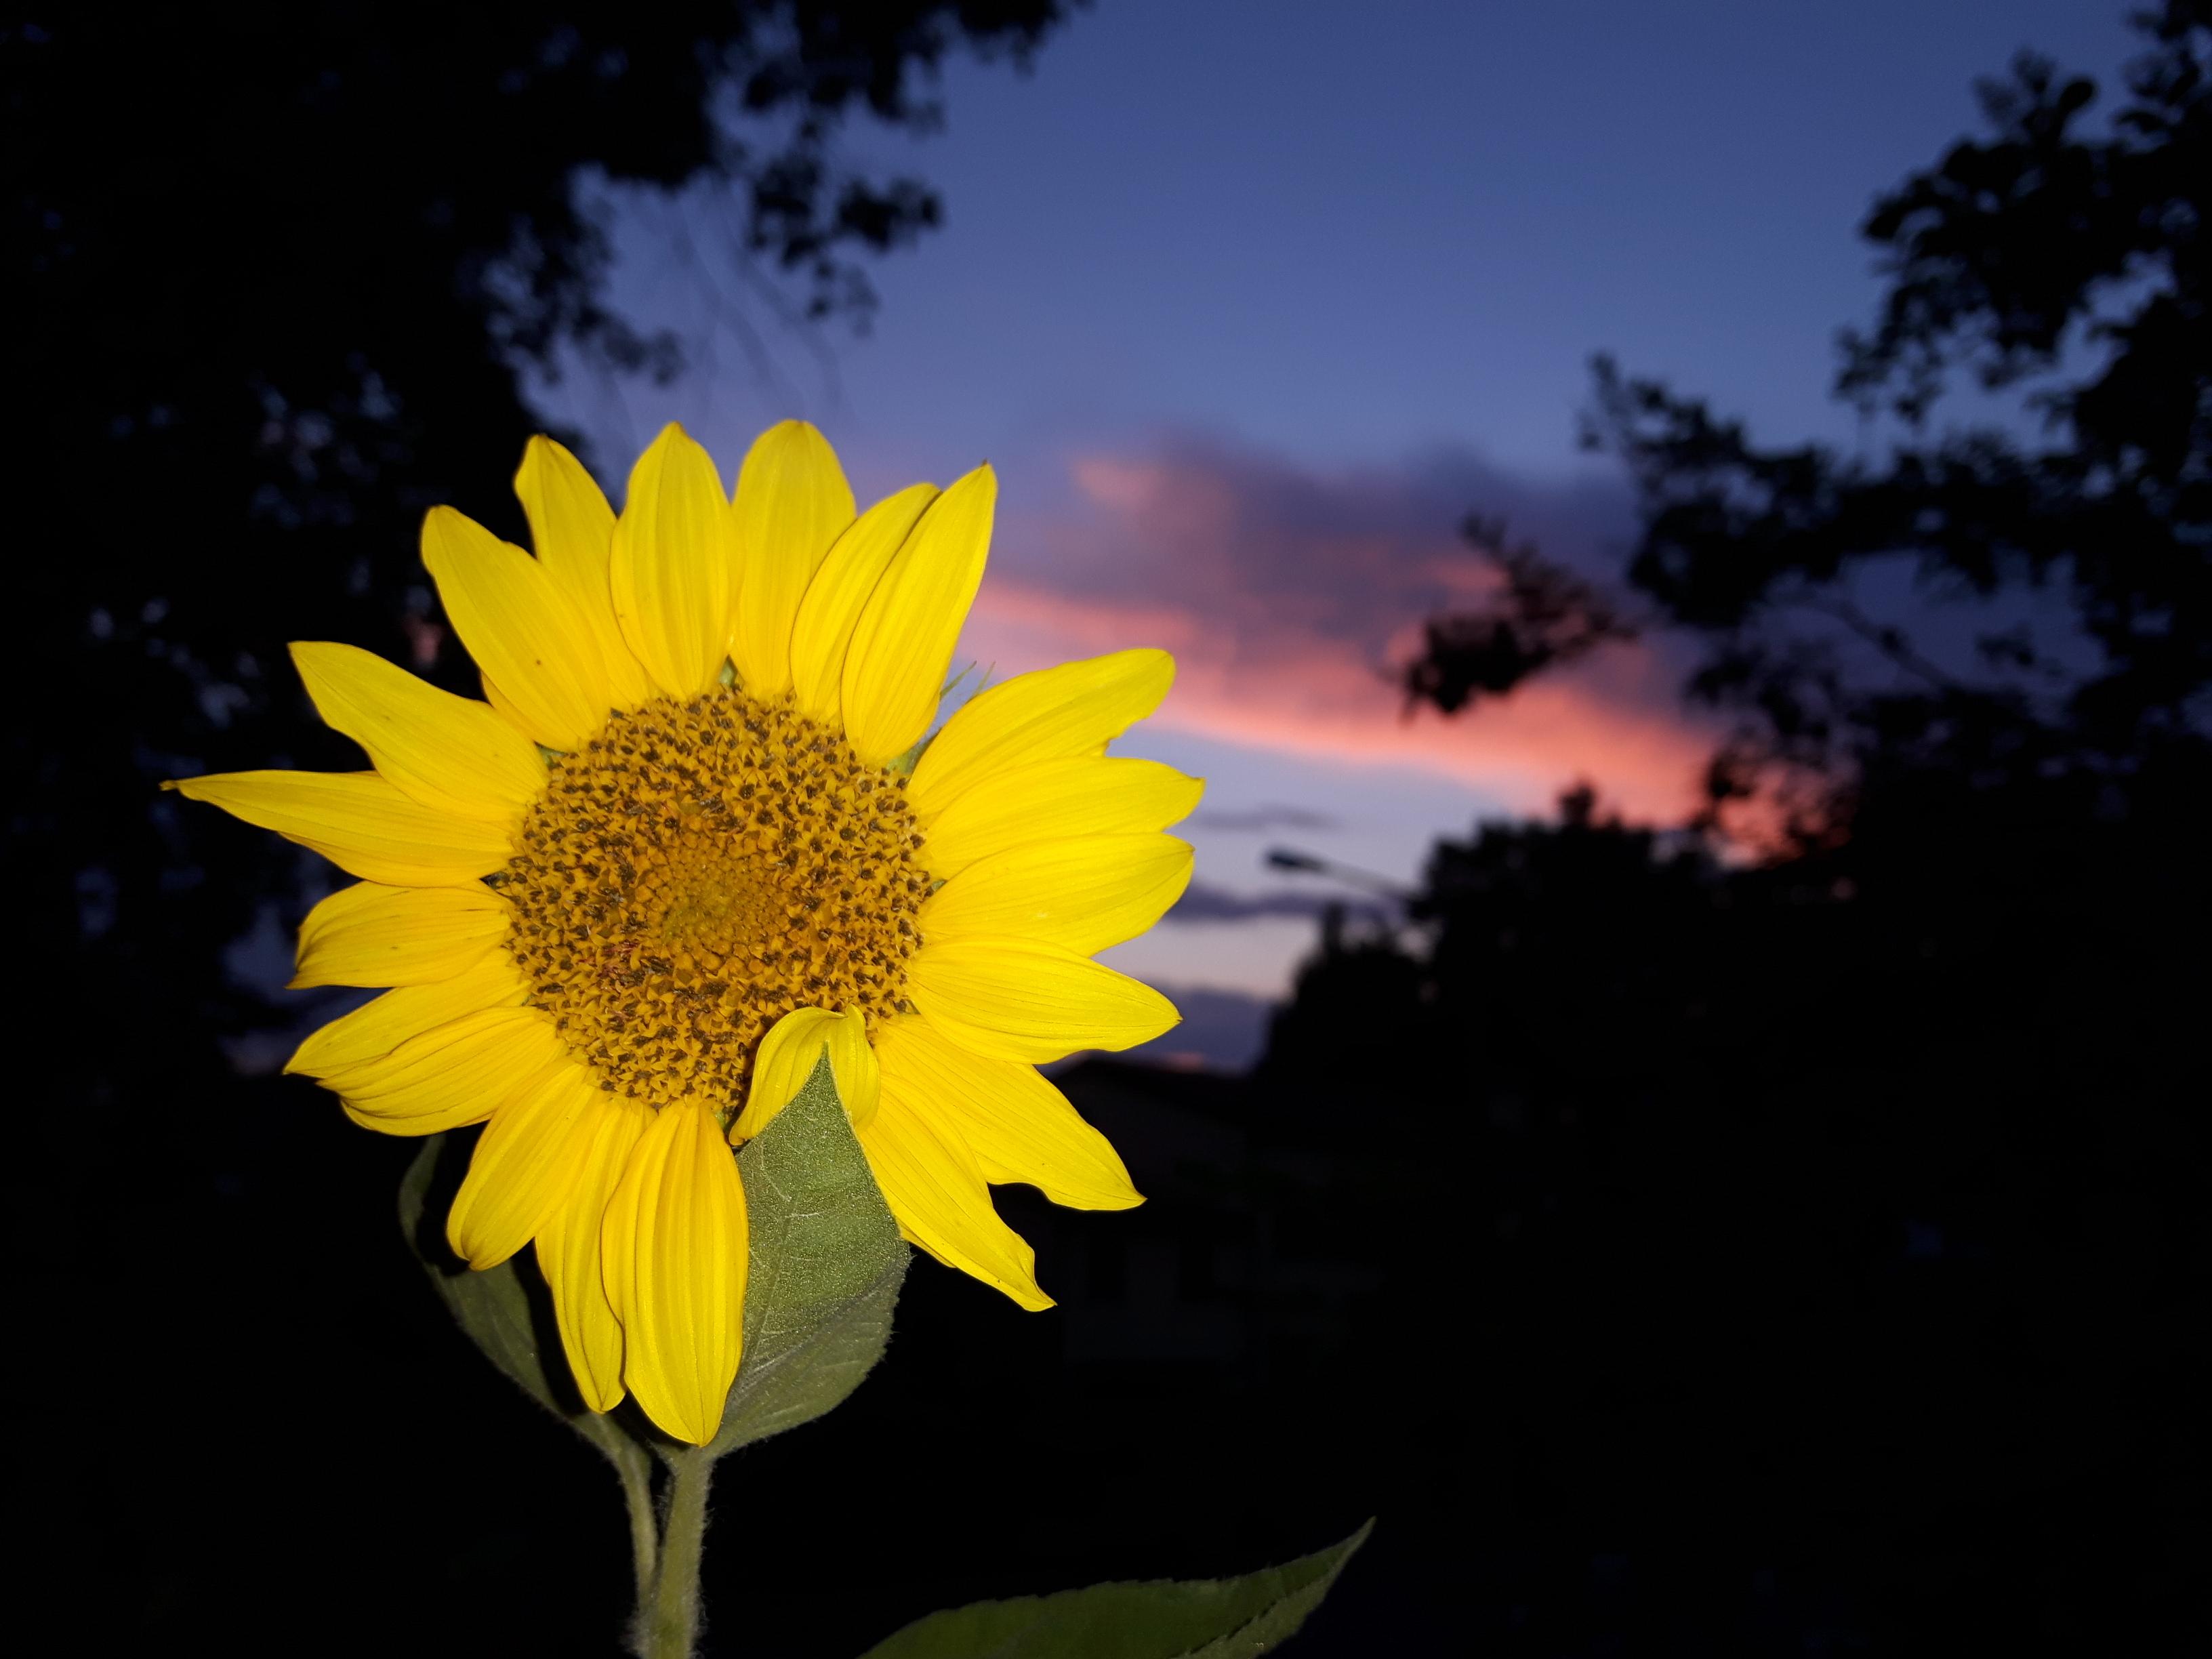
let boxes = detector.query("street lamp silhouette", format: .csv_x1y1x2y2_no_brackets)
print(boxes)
1265,846,1411,901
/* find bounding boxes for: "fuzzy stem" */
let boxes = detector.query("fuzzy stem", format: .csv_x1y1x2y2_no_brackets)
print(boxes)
615,1445,659,1610
634,1450,714,1659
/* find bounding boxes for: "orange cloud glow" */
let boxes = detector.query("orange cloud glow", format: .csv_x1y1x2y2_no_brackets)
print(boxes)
964,576,1715,819
949,438,1731,821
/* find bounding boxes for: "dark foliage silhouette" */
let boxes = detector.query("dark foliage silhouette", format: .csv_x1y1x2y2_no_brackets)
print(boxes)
1346,3,2212,1649
1399,515,1636,716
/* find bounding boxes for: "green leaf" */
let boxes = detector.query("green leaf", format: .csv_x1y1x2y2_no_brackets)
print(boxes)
856,1521,1374,1659
708,1053,910,1458
398,1133,647,1476
398,1052,906,1472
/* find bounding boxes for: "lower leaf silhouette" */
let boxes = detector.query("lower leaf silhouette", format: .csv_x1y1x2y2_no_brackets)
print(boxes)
857,1520,1373,1659
398,1133,648,1481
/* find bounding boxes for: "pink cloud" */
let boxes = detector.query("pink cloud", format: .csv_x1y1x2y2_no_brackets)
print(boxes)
960,439,1720,820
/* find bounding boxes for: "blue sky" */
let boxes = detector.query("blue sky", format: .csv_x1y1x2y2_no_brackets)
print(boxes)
534,0,2144,1057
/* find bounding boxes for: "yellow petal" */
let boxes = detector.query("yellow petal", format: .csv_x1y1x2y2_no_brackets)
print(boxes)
921,834,1193,956
857,1094,1050,1309
514,436,615,587
840,464,996,765
788,483,938,724
907,648,1176,818
922,755,1204,879
729,420,855,699
291,880,508,989
514,436,657,710
447,1059,603,1269
601,1098,747,1446
535,1094,651,1412
286,951,529,1078
319,1006,567,1136
610,423,735,699
289,640,545,823
905,938,1180,1063
875,1016,1141,1210
730,1006,879,1143
166,770,512,886
480,672,537,740
421,506,615,752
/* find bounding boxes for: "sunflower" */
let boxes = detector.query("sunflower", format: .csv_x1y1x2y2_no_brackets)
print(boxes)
171,422,1200,1445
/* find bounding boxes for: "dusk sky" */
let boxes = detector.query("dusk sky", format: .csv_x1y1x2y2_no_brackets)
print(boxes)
531,0,2142,1057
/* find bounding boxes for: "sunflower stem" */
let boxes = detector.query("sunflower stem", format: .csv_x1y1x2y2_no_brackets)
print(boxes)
635,1449,714,1659
616,1443,659,1610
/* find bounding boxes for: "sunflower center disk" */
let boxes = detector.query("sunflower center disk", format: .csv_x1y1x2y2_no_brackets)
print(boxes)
500,690,928,1113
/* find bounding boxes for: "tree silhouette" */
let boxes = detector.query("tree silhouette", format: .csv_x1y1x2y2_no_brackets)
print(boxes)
1399,517,1636,716
1305,3,2212,1650
1412,1,2209,833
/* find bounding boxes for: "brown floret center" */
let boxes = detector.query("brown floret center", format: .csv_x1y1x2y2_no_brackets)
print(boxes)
498,689,926,1113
